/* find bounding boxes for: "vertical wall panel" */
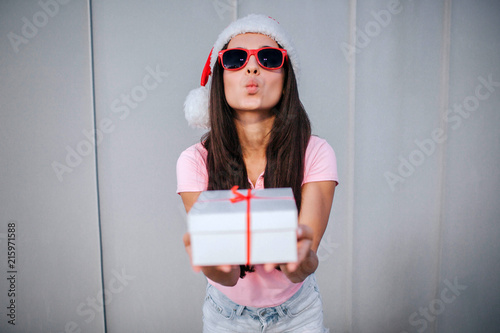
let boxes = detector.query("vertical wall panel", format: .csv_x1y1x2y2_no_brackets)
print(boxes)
352,1,446,332
439,0,500,331
91,1,232,332
0,1,104,332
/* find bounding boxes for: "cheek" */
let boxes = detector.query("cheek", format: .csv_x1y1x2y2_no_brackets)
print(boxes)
223,73,238,103
267,76,284,103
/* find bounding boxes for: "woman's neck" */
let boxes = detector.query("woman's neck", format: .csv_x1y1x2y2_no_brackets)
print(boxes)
234,111,275,159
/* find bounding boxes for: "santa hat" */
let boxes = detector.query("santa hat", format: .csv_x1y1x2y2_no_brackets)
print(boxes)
184,14,300,129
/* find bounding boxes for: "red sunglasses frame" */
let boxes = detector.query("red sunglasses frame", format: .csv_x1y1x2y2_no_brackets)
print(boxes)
218,47,287,71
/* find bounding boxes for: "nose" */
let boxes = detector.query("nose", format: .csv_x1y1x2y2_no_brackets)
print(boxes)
245,55,259,75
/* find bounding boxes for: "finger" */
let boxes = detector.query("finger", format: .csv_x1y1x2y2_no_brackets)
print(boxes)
263,263,276,272
183,232,191,247
287,238,312,272
297,239,312,262
286,262,299,272
185,248,202,273
186,249,202,273
182,233,202,273
217,265,233,273
297,224,313,241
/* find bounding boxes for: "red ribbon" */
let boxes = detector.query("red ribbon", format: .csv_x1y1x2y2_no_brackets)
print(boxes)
229,186,254,266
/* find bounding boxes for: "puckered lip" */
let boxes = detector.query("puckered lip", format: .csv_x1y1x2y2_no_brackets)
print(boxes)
245,79,259,88
244,78,260,94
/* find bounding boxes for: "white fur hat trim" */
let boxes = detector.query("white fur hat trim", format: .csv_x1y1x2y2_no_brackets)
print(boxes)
184,14,300,129
184,85,210,129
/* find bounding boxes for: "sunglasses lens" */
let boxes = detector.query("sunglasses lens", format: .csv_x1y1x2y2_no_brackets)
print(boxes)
257,48,283,69
222,49,248,69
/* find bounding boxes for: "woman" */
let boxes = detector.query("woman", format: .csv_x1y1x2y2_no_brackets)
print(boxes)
177,14,338,332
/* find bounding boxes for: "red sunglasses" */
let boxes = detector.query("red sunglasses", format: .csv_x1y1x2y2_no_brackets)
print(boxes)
218,47,287,71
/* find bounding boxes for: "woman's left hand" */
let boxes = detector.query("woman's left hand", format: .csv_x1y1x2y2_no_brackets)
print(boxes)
263,224,319,283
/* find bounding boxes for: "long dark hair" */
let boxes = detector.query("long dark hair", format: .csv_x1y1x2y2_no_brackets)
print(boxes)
201,49,311,277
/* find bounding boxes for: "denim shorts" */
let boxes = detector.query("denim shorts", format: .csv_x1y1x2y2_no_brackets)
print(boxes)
202,273,329,333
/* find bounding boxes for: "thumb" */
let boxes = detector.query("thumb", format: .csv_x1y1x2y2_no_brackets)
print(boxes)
183,232,191,247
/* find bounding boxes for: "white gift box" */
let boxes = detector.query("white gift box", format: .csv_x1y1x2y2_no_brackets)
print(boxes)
188,187,298,266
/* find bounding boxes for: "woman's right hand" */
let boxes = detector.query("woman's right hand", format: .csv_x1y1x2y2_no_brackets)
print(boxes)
182,232,202,273
182,232,240,286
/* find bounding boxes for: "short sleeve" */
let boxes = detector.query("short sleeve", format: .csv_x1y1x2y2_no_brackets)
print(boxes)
176,143,209,194
302,136,339,185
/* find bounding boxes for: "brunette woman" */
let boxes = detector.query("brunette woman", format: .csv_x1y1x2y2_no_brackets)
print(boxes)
177,14,338,332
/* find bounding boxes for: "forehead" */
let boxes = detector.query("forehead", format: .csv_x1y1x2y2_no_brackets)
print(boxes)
227,33,280,49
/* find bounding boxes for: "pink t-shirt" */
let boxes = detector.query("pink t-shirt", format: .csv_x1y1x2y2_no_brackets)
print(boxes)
176,135,338,307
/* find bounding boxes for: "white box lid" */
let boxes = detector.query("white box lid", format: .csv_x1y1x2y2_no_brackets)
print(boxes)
188,187,297,233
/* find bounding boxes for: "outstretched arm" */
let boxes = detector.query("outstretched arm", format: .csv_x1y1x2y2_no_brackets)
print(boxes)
275,181,336,283
180,192,241,286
